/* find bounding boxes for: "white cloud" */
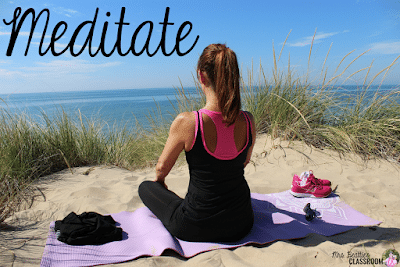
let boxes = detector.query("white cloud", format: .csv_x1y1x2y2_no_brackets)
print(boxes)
31,41,69,49
53,7,79,17
0,69,23,76
31,41,99,54
0,59,121,79
368,31,384,38
287,30,349,47
19,59,121,74
20,32,52,39
63,9,78,14
369,41,400,54
0,31,52,39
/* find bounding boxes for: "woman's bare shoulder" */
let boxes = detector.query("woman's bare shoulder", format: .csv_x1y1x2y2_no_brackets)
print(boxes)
170,112,196,150
170,111,196,131
175,111,196,123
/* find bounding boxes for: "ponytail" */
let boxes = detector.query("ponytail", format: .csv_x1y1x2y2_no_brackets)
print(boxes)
197,44,241,126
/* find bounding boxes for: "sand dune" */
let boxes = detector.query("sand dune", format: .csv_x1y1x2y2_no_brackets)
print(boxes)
1,134,399,267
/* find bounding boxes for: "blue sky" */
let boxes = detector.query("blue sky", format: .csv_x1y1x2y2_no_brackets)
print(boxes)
0,0,399,94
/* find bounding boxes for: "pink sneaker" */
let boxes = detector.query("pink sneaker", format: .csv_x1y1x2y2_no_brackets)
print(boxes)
293,170,331,186
290,172,332,198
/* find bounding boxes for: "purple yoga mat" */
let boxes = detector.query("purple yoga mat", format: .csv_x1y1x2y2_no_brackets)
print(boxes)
40,191,381,267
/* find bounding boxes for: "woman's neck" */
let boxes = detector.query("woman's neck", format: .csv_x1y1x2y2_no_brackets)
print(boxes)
203,103,220,112
202,86,221,112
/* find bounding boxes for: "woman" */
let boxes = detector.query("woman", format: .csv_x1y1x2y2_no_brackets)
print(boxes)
138,44,256,242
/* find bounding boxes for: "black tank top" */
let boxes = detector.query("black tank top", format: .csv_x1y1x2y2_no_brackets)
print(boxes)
181,111,254,230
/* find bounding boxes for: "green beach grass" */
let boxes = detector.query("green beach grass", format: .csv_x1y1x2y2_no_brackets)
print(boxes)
1,36,400,225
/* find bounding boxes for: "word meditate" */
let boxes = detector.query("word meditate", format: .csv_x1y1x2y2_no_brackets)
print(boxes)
3,7,199,57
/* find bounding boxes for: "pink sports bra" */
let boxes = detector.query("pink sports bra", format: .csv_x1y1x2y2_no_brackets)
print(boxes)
190,109,251,160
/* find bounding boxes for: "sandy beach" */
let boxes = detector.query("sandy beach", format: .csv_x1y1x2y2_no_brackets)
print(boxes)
1,134,400,267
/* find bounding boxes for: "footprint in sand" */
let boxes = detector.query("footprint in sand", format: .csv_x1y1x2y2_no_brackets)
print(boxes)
70,187,111,199
124,175,139,182
346,175,375,184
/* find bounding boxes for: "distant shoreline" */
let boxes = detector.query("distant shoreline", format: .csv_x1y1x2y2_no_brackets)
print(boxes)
1,84,399,95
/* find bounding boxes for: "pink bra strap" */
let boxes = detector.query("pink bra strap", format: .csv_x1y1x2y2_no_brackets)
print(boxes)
198,109,250,160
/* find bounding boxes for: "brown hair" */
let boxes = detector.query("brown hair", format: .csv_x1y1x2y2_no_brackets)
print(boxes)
197,44,241,126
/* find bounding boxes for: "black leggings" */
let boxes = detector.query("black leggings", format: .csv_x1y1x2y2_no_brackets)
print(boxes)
138,180,254,242
138,181,183,231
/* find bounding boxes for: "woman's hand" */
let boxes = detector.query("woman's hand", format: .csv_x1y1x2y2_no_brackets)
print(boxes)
154,178,168,189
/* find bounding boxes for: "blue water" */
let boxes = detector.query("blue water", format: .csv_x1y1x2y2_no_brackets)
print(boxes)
0,87,200,131
0,85,398,131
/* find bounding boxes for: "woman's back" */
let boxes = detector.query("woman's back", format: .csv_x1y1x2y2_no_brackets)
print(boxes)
200,109,249,157
184,110,252,208
178,109,254,241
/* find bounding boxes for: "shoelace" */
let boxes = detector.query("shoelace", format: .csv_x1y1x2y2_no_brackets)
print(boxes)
308,177,323,189
308,173,325,185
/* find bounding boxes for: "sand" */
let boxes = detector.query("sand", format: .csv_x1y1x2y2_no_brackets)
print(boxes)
1,134,400,267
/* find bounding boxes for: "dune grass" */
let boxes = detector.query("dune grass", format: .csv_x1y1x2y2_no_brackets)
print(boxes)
242,31,400,160
1,33,400,225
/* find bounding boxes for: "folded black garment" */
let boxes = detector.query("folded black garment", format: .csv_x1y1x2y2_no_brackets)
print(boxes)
54,211,123,245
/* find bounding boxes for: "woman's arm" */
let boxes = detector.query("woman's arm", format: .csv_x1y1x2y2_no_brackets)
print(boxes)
244,111,256,168
155,112,195,188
